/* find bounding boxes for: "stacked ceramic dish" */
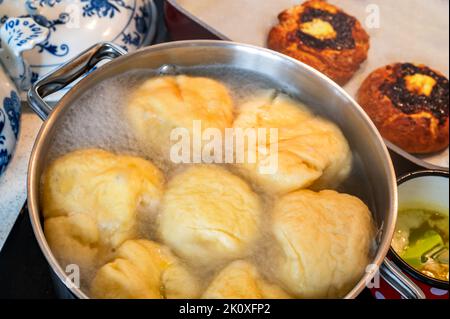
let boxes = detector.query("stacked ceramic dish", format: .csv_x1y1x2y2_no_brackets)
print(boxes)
0,0,158,177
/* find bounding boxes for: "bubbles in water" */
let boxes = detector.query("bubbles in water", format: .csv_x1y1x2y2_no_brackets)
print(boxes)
43,65,376,298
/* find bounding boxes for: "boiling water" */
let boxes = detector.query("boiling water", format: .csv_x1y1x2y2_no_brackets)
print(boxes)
44,66,376,297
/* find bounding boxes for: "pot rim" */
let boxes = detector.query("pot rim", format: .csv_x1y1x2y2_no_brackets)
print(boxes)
26,40,398,299
389,170,449,289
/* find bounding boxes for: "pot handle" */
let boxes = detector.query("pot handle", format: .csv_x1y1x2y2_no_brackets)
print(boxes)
380,258,426,299
27,42,126,121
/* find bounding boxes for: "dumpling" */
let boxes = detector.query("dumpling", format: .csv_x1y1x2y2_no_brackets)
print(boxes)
126,75,234,160
232,92,352,195
42,149,164,269
202,260,291,299
271,190,374,298
159,165,262,266
90,240,200,299
44,214,100,280
42,149,164,247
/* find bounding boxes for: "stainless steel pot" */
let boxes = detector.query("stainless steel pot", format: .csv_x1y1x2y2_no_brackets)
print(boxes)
27,41,401,299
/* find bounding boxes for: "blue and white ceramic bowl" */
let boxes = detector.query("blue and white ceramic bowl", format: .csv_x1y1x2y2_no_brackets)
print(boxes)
0,0,157,100
0,17,49,177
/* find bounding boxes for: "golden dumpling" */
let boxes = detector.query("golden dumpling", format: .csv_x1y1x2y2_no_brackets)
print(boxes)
127,75,234,160
44,214,100,278
91,240,200,299
232,92,352,195
202,260,291,299
271,190,374,298
42,149,164,267
159,165,262,266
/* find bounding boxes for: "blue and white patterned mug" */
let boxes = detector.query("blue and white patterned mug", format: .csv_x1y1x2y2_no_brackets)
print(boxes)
0,17,49,177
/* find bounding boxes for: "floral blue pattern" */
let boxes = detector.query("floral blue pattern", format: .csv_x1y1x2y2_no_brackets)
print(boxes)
26,0,63,10
1,1,153,55
81,0,132,18
0,0,156,94
3,91,20,139
0,148,10,176
2,18,47,47
121,3,150,49
0,13,70,69
0,109,5,142
0,90,20,175
32,14,70,57
0,18,50,90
